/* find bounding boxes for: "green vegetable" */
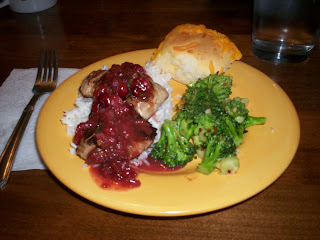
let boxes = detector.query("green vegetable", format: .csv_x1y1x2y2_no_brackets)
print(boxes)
185,74,233,101
177,118,196,141
245,115,266,128
214,156,240,175
218,116,245,147
192,113,218,149
153,73,266,175
173,74,230,120
197,134,237,175
151,120,196,168
224,97,249,124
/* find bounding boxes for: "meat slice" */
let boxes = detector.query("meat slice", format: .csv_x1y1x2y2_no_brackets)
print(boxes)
76,128,155,165
79,64,169,120
76,138,154,163
74,97,157,165
127,139,154,160
128,81,169,119
76,141,97,160
79,69,107,97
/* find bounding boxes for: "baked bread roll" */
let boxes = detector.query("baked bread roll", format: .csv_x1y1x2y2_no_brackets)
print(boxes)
152,24,242,85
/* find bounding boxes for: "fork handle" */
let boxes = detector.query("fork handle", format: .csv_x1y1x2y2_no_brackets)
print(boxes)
0,94,40,190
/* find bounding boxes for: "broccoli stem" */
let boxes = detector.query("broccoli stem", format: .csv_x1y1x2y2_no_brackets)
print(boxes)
245,116,266,128
225,118,244,147
162,124,176,149
157,124,167,145
197,139,222,175
214,156,239,175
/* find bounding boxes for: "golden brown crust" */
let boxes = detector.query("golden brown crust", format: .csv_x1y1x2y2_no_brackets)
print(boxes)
152,24,242,85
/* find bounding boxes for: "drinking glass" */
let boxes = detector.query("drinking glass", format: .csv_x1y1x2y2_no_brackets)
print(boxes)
252,0,320,64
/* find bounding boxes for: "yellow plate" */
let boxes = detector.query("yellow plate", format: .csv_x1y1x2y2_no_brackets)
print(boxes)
36,49,300,216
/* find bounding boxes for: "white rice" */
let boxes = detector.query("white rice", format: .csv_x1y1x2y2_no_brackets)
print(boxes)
143,61,173,142
61,61,173,166
60,94,93,136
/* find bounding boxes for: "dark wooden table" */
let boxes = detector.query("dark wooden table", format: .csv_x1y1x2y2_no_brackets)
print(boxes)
0,0,319,239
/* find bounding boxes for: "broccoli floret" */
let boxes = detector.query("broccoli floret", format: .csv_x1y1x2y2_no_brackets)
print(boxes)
174,74,229,120
224,97,249,124
151,120,196,168
176,118,196,141
192,114,218,149
245,115,266,128
193,114,218,134
186,74,233,101
174,94,224,121
197,134,236,175
213,115,244,147
225,97,266,129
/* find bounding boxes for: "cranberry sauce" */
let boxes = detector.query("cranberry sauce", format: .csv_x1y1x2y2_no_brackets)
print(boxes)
74,62,157,190
97,62,154,101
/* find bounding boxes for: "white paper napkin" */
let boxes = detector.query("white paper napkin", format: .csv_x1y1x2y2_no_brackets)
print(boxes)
0,68,79,171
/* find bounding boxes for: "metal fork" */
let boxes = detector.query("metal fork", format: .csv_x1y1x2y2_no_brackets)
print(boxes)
0,49,58,190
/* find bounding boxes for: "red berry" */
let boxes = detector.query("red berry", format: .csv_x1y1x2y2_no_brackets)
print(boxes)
118,83,128,99
98,92,112,108
93,85,109,100
131,77,151,99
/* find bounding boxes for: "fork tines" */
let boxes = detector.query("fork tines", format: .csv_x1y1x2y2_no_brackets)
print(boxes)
36,49,58,85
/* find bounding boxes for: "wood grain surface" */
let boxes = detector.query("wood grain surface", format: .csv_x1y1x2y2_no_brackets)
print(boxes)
0,0,319,239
